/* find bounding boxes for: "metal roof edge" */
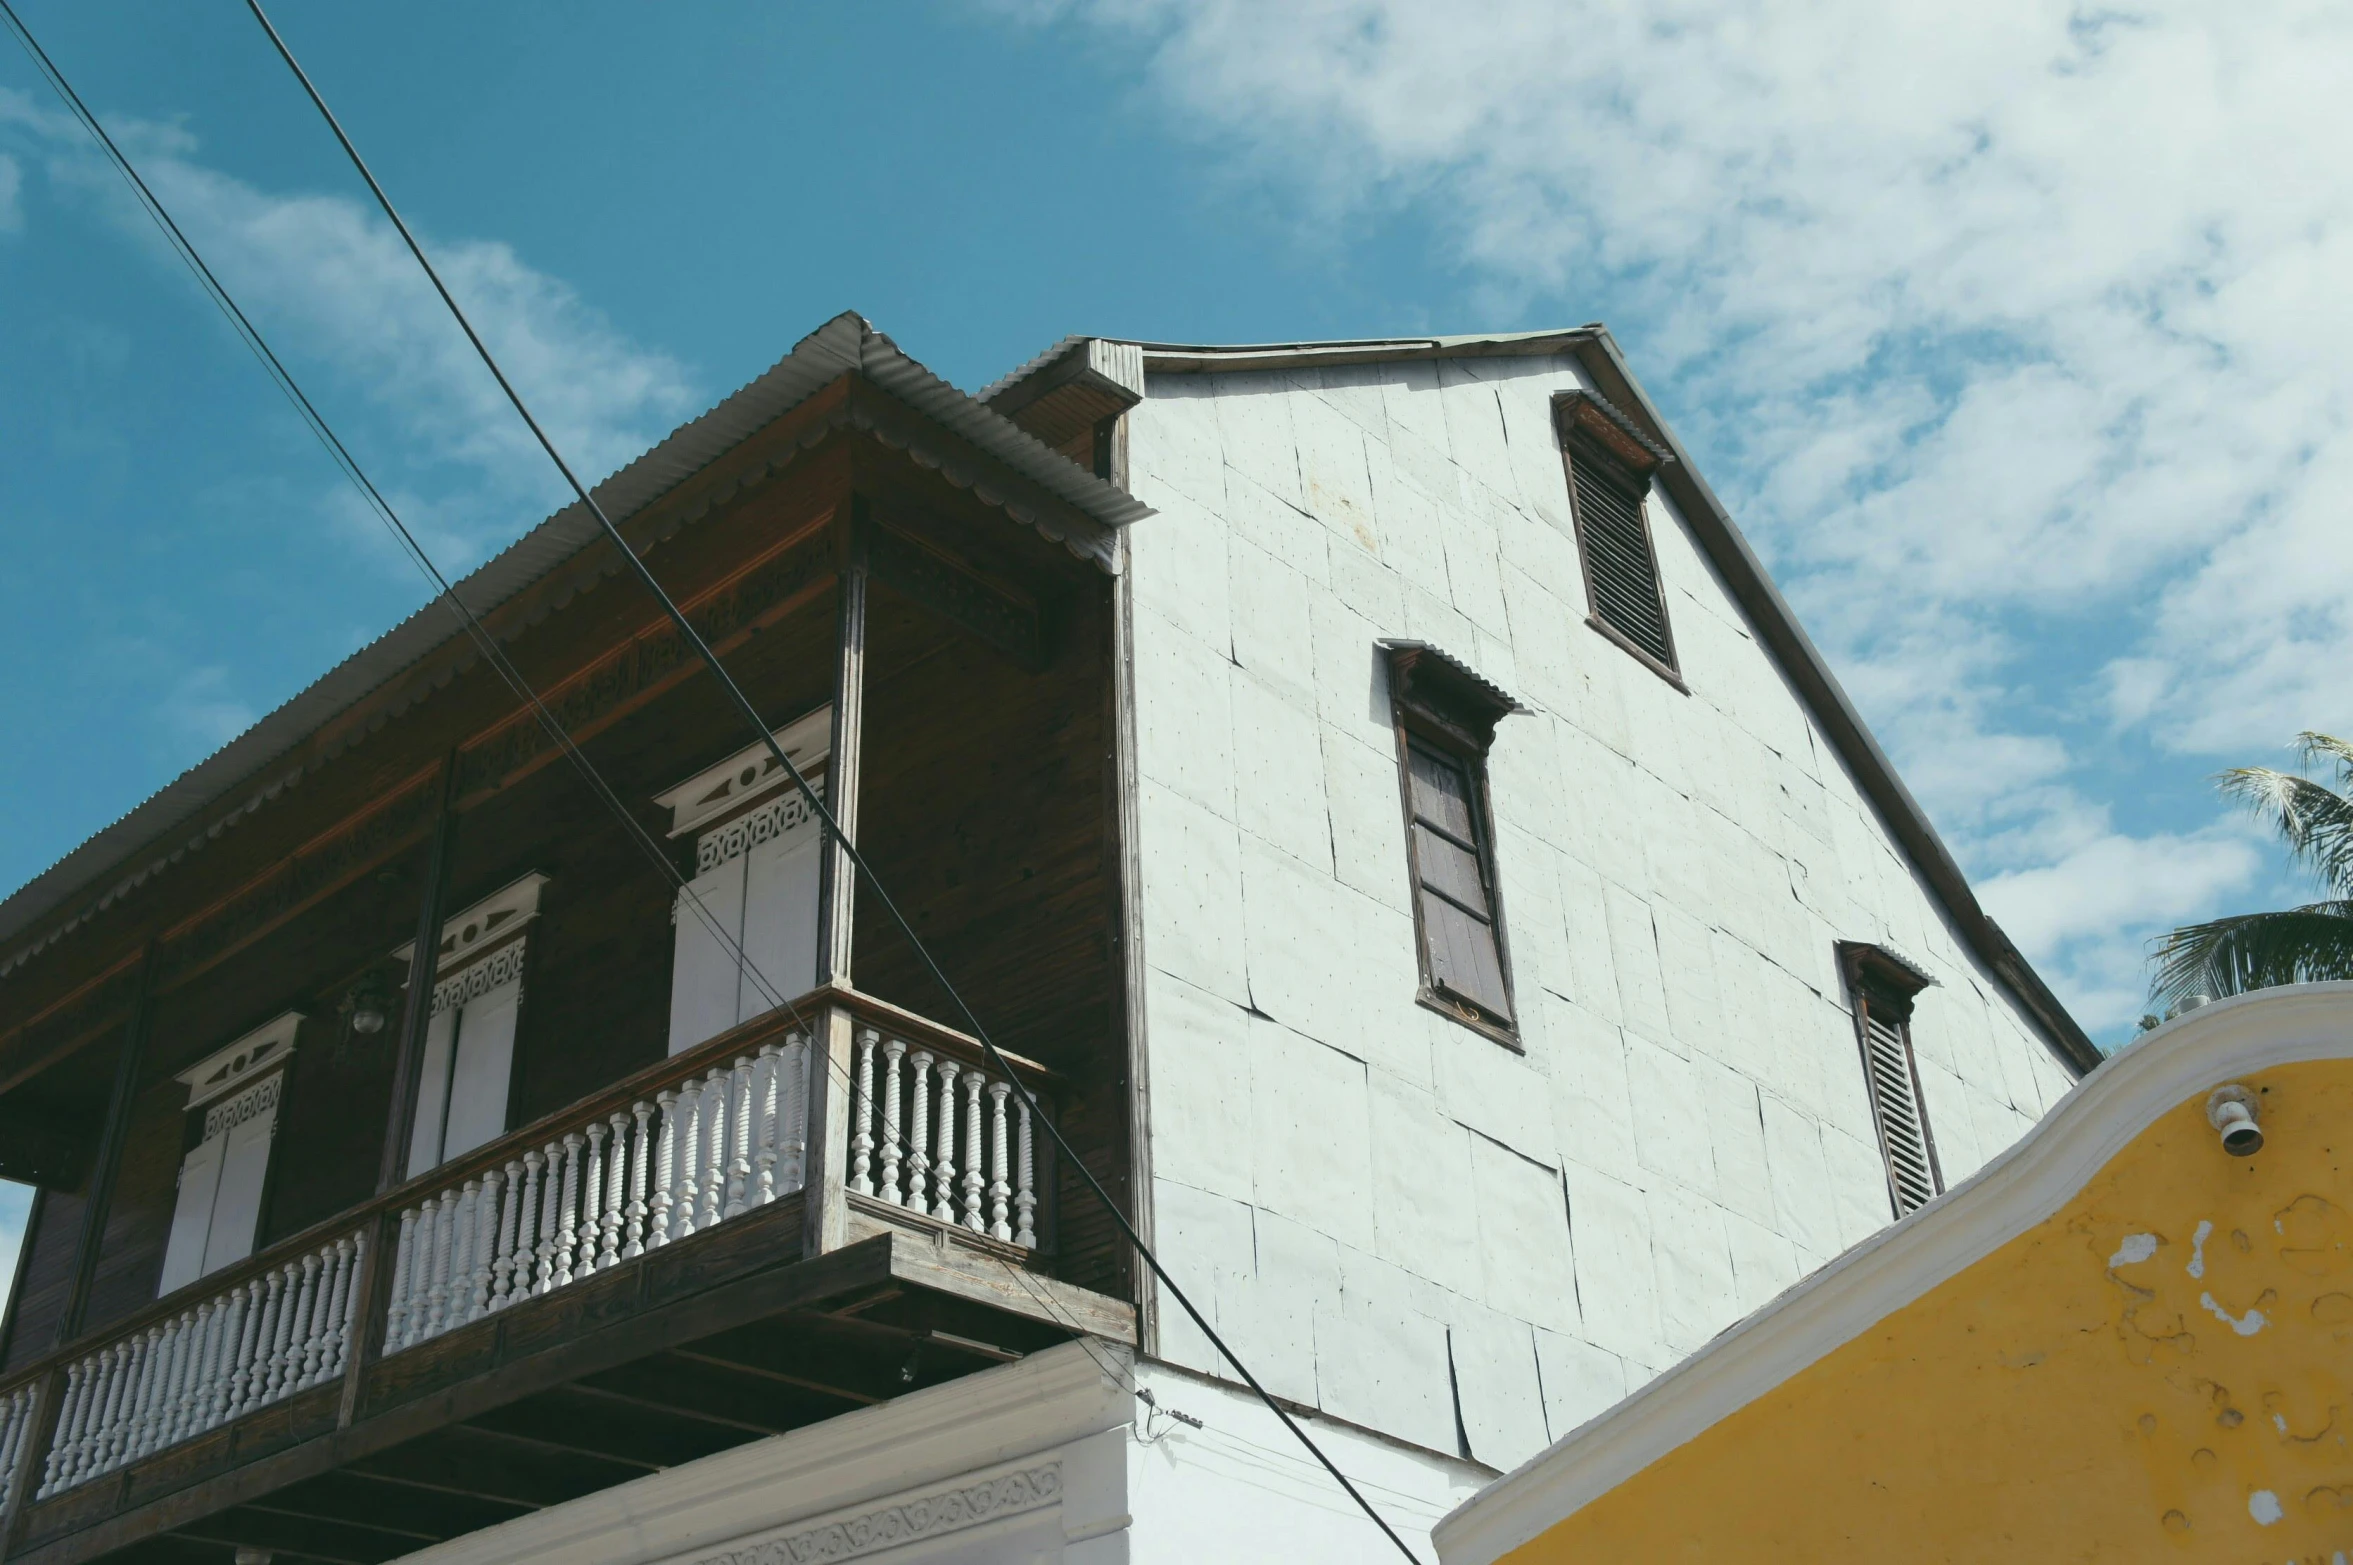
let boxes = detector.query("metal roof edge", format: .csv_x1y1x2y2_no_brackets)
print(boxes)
1132,326,1604,375
0,312,1149,970
1566,329,2100,1076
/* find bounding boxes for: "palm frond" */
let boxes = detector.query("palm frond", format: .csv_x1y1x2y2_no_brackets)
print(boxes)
2215,757,2353,897
2293,730,2353,789
2150,901,2353,1007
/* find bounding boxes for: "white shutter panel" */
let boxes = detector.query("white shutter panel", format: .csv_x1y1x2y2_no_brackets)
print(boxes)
158,1132,226,1296
441,979,520,1162
669,852,748,1055
406,1006,459,1178
202,1090,277,1275
737,821,822,1024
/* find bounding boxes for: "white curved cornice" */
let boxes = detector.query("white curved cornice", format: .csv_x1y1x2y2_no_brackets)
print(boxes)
1434,982,2353,1565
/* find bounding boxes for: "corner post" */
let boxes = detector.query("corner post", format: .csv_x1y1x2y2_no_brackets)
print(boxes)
59,942,159,1345
803,504,869,1259
816,502,869,990
379,754,462,1195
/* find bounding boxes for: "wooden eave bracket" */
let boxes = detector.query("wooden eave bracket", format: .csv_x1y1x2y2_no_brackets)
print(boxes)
1838,939,1938,1018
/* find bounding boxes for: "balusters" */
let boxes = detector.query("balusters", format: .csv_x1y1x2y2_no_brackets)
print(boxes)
547,1134,579,1287
877,1035,905,1206
751,1044,781,1207
960,1068,987,1232
779,1031,810,1193
906,1050,933,1216
696,1068,728,1233
577,1125,606,1280
1014,1092,1037,1249
386,1206,419,1348
535,1142,564,1293
931,1061,961,1222
724,1058,754,1219
599,1112,630,1269
624,1101,654,1256
849,1031,876,1196
649,1091,680,1248
987,1082,1014,1242
671,1078,702,1242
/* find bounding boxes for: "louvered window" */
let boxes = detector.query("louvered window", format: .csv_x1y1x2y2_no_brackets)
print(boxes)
1554,393,1679,678
1381,641,1526,1043
1839,943,1944,1217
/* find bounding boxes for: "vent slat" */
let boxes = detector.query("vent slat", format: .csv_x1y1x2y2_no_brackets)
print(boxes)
1571,460,1674,667
1857,1005,1938,1215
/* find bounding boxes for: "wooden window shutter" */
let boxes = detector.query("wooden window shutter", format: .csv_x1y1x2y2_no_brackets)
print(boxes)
1554,392,1679,676
1838,942,1944,1217
1381,641,1527,1041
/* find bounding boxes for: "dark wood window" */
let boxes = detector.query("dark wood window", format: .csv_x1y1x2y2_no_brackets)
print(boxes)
1382,641,1525,1043
1554,392,1680,681
1838,942,1944,1217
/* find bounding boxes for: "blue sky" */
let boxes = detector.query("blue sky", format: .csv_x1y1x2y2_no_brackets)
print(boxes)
4,1,2350,1286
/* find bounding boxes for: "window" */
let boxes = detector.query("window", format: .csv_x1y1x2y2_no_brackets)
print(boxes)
656,708,831,1056
1382,641,1526,1042
159,1013,301,1296
401,874,546,1178
1839,942,1944,1217
1554,391,1680,681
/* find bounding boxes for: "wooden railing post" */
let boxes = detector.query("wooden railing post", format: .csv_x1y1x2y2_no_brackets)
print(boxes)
335,1209,399,1429
800,1001,856,1259
816,506,868,990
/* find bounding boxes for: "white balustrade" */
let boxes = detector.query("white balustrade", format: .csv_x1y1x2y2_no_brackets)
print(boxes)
845,1027,1039,1250
384,1033,810,1354
32,1230,365,1500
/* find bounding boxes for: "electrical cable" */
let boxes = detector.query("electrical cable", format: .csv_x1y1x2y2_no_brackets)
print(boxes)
0,0,817,1058
233,8,1422,1556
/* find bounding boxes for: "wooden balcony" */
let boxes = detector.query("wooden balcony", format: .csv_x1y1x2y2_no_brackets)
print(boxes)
0,989,1130,1565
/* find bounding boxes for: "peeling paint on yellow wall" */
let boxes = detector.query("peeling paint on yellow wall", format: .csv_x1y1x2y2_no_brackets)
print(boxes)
1496,1060,2353,1561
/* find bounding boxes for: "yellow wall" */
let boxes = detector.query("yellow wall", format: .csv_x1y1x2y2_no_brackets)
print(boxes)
1505,1060,2353,1562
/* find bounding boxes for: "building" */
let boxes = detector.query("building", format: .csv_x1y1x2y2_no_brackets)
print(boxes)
0,315,2097,1564
1432,983,2353,1563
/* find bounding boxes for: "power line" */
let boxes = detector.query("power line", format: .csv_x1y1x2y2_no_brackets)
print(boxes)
0,0,814,1046
234,8,1421,1557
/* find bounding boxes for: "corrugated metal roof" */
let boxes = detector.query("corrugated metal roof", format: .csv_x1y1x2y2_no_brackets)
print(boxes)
0,312,1148,972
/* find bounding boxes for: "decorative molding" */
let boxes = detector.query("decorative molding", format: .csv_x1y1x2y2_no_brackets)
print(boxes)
1432,982,2353,1565
656,709,833,841
156,772,441,986
429,941,528,1017
457,531,835,800
199,1071,282,1144
696,784,826,876
692,1465,1061,1565
865,520,1047,670
397,873,548,976
175,1011,303,1110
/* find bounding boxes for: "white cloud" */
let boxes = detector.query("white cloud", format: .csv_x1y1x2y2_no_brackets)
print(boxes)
5,89,695,572
1007,0,2353,1028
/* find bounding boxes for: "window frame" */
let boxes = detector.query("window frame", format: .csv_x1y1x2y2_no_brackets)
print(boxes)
1837,941,1945,1218
1382,641,1524,1049
1553,391,1686,690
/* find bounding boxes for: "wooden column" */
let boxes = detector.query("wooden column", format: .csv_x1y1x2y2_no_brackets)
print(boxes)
815,505,869,990
1108,558,1156,1348
378,755,462,1195
58,942,159,1344
799,1001,857,1259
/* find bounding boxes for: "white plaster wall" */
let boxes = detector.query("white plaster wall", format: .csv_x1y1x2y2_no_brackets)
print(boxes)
1122,353,2084,1476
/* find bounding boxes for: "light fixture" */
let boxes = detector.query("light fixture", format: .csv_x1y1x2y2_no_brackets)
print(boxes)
339,968,397,1041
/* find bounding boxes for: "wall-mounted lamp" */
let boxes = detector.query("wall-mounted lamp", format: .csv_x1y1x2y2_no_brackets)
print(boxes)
2206,1084,2263,1157
338,968,397,1043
